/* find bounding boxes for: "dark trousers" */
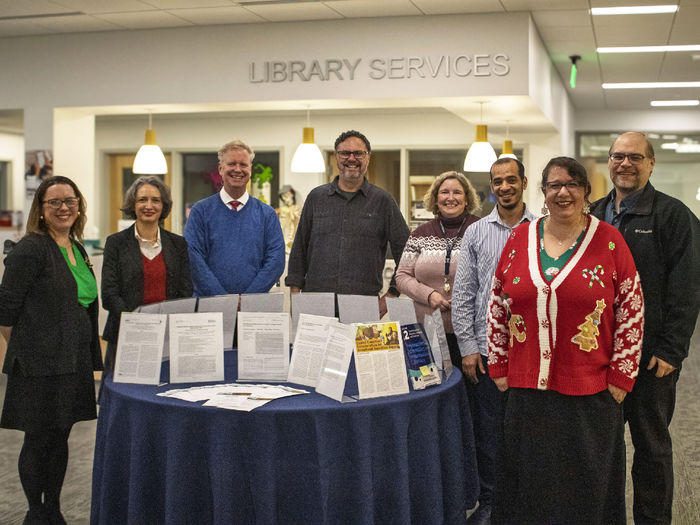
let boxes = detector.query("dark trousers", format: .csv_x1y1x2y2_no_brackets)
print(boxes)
625,364,679,524
447,334,504,507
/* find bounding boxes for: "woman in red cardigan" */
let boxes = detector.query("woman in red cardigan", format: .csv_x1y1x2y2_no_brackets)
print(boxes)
487,157,643,524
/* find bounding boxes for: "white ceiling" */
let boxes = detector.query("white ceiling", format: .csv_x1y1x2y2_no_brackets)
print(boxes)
1,0,699,120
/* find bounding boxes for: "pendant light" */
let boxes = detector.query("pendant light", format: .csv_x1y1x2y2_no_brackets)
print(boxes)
133,111,167,174
291,107,325,173
464,102,497,172
499,121,518,160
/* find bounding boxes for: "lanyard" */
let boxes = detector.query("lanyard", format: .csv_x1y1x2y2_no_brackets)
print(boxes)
439,217,467,291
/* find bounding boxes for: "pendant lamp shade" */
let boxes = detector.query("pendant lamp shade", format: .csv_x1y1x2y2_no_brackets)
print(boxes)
291,126,325,173
133,113,167,174
499,139,518,160
464,124,497,172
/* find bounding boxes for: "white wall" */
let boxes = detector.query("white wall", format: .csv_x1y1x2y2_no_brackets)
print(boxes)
0,132,25,211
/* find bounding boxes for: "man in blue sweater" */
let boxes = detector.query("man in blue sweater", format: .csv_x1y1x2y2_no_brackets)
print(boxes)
185,140,285,297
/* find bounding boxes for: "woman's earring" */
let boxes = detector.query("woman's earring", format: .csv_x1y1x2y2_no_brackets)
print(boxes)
77,211,81,216
541,203,549,216
40,215,44,220
582,203,590,215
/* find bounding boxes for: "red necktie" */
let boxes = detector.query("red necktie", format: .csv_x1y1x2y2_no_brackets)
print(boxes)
230,200,241,211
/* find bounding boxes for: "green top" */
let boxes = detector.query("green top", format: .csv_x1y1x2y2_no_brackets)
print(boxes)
59,244,98,308
539,219,585,282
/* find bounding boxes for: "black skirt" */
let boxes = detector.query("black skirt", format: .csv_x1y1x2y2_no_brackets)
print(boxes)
493,387,626,525
1,308,97,432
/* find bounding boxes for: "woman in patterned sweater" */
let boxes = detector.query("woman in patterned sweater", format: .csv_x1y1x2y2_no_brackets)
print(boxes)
396,170,481,366
487,157,643,524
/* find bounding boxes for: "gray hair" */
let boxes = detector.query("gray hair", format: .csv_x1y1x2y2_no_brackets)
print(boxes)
121,176,173,221
218,140,255,164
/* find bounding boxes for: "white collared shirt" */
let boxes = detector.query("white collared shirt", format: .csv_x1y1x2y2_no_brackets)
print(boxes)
219,188,249,211
134,224,162,260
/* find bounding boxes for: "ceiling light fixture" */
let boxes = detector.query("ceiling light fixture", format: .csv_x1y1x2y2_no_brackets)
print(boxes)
499,121,517,160
591,5,678,15
464,102,497,172
603,81,700,89
291,107,325,173
651,100,700,106
597,44,700,53
132,111,167,175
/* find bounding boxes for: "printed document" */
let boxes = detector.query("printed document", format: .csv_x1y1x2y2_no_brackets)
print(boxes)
353,321,409,399
237,312,290,381
287,313,338,387
315,322,355,401
113,313,167,385
169,312,224,383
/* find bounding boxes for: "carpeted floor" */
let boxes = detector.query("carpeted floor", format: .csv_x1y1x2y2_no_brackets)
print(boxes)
1,317,699,524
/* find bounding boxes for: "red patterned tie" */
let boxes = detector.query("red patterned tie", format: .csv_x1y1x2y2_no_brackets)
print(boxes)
230,200,241,211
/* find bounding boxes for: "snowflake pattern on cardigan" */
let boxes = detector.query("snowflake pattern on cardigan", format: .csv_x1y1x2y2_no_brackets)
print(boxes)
486,216,644,395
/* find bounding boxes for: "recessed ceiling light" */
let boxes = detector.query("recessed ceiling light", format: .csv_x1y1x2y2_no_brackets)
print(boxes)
591,5,678,15
651,100,700,106
603,82,700,89
598,44,700,53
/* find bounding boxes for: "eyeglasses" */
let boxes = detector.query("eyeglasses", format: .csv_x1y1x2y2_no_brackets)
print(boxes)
43,198,79,209
609,153,646,164
336,150,369,159
544,182,581,192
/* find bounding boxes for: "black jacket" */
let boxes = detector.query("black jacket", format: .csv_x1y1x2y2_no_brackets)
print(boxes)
0,233,103,376
591,183,700,368
101,224,193,343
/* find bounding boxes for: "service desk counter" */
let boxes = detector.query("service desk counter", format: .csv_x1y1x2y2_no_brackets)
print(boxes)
91,351,477,525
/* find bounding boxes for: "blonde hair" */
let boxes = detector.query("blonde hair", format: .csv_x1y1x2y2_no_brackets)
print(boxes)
217,140,255,164
423,171,481,215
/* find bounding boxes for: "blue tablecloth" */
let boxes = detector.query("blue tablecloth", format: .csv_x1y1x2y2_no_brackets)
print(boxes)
91,352,477,524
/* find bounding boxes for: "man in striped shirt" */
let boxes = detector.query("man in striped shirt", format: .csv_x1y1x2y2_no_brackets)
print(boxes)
452,157,537,524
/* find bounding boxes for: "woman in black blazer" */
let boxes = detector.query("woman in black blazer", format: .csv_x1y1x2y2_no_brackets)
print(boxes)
0,176,103,524
101,176,193,379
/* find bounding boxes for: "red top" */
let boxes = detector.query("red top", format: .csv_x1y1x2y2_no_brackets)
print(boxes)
142,253,166,305
487,216,644,395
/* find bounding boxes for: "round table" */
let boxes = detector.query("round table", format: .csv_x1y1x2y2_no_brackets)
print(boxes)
91,351,477,524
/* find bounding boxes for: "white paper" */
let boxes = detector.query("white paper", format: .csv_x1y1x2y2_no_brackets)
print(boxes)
315,322,355,401
113,313,167,385
291,292,335,334
424,309,453,377
237,312,290,381
386,297,418,325
241,292,284,313
337,294,380,324
287,313,338,387
353,321,409,399
168,312,225,383
197,294,239,349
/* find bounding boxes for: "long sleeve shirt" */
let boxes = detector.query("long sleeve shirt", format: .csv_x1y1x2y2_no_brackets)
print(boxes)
184,194,285,297
452,205,538,357
285,176,409,296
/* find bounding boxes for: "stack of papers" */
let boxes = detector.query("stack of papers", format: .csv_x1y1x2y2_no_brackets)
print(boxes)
157,383,309,412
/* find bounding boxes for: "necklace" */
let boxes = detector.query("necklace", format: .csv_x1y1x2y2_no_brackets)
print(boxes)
545,217,583,247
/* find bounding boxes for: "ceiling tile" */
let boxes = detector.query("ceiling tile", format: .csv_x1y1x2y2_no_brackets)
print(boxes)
93,11,195,29
0,0,75,18
241,4,343,22
324,0,422,18
599,53,665,82
144,0,234,7
594,16,674,47
50,0,155,14
659,54,700,81
167,7,265,24
531,9,591,27
0,19,54,37
410,0,502,15
503,0,588,9
33,14,125,33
